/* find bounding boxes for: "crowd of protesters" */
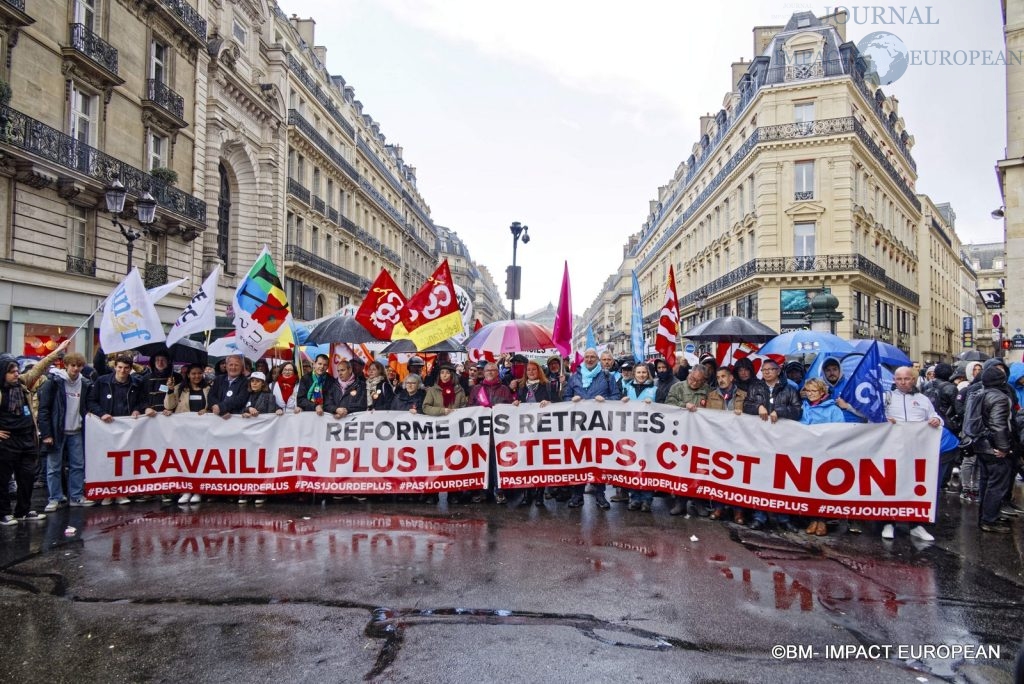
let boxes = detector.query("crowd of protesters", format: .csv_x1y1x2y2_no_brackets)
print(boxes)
2,343,1023,541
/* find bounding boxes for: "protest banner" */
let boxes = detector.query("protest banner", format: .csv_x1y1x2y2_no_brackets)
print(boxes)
86,402,940,522
85,408,493,499
491,401,940,523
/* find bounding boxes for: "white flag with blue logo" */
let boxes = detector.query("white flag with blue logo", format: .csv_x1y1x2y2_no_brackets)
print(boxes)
99,268,167,353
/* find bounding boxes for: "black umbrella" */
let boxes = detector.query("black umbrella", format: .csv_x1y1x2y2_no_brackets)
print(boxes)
958,349,990,361
135,339,208,366
681,316,778,343
305,316,380,344
380,338,467,354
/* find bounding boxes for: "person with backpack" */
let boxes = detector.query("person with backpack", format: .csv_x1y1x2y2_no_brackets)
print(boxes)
968,365,1016,534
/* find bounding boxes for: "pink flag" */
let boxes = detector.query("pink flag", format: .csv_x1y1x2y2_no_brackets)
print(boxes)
551,261,573,358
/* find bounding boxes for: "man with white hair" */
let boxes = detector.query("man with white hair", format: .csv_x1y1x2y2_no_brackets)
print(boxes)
563,348,621,509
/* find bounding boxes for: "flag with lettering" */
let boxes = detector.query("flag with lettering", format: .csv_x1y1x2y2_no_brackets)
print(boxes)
166,267,220,347
656,265,680,367
839,340,887,423
355,269,408,341
232,246,291,361
630,271,644,363
395,260,462,349
99,268,166,353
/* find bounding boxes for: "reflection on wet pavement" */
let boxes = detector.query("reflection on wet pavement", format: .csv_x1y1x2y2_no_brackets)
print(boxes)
0,496,1021,681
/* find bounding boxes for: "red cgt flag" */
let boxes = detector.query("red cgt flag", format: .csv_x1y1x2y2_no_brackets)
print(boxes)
656,265,680,367
355,269,408,340
395,260,462,349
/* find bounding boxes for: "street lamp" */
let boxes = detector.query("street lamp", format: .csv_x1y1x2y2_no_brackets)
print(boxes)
105,177,157,274
508,221,530,320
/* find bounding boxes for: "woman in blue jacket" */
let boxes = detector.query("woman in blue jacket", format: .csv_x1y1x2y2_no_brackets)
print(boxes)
621,362,658,512
800,378,845,536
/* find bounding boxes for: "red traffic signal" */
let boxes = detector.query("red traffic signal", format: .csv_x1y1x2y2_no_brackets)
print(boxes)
1002,339,1011,350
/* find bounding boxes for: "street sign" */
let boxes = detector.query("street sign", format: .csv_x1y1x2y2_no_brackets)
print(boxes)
962,316,973,332
978,289,1005,310
1013,334,1024,350
684,343,696,354
992,313,1002,329
962,333,974,348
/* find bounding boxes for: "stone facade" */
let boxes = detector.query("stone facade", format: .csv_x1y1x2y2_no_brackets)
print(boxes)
999,0,1023,362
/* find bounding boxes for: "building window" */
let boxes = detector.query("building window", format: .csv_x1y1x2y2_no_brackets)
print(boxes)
232,18,248,45
67,206,88,259
148,132,167,171
794,161,814,200
69,84,98,147
311,225,319,256
794,222,815,266
794,101,814,123
325,235,333,262
151,39,168,83
217,163,231,272
74,0,96,30
286,211,295,245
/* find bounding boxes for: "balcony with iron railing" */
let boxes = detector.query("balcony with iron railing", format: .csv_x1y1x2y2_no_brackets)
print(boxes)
636,56,916,261
327,206,339,224
0,0,32,28
357,138,402,194
677,254,919,308
66,23,119,79
312,195,325,215
359,177,405,226
285,243,366,289
286,53,354,138
340,215,357,234
287,109,358,180
65,254,95,277
157,0,206,41
0,106,206,225
287,177,310,204
146,79,185,121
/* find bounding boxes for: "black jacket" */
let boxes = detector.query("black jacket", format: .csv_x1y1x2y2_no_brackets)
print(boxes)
391,389,426,412
296,372,341,413
973,366,1014,455
515,382,559,404
87,374,146,418
37,374,92,451
654,374,677,403
243,391,277,415
925,378,960,432
742,379,802,421
335,377,368,414
208,374,251,415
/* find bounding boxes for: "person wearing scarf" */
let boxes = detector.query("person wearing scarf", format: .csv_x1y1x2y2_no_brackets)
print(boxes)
0,340,68,524
423,364,468,505
562,348,621,510
512,361,558,506
273,362,300,413
332,358,367,418
366,361,395,410
799,378,846,537
705,366,749,524
469,362,515,504
297,354,341,416
620,362,658,512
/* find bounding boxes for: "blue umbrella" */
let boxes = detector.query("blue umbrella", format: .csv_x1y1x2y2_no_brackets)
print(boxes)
851,339,911,367
758,330,855,357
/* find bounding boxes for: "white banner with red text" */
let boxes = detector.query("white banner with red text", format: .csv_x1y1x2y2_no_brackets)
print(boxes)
84,409,493,499
491,401,941,523
85,402,941,522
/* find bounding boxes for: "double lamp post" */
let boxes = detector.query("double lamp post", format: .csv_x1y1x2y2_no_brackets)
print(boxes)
104,178,157,275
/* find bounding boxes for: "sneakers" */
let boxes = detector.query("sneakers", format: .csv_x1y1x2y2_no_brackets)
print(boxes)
19,511,46,522
44,501,61,512
178,493,192,505
115,497,132,505
909,525,935,541
594,494,611,510
999,504,1021,518
881,524,895,539
627,500,642,511
253,498,265,505
609,489,630,503
567,495,584,508
100,498,113,506
70,499,96,507
237,497,249,505
980,522,1012,534
0,515,16,526
190,494,202,504
640,502,652,513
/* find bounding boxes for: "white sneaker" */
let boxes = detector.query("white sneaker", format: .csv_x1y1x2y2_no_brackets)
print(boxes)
0,514,16,526
178,493,192,505
909,525,934,541
881,524,895,540
254,498,266,505
44,501,60,512
189,494,202,504
237,497,248,505
100,498,113,506
115,497,132,505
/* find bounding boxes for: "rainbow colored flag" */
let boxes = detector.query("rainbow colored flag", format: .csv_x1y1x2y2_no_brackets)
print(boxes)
231,246,292,360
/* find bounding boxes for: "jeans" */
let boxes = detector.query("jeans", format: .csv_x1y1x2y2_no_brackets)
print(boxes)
46,432,85,503
628,488,653,504
960,454,979,492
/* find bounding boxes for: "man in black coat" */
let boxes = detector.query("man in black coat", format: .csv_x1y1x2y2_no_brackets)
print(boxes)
208,354,250,417
332,357,366,417
972,365,1015,534
297,354,341,415
86,354,149,505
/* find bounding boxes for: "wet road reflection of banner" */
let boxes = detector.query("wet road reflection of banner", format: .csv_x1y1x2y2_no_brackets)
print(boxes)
493,402,940,523
85,409,493,498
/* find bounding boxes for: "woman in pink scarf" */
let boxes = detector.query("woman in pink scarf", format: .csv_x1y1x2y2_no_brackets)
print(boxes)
468,363,514,504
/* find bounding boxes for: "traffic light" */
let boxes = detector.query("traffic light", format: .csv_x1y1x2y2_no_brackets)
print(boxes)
1002,339,1011,351
505,265,521,300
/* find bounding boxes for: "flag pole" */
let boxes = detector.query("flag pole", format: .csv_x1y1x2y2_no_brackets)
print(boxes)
66,298,107,343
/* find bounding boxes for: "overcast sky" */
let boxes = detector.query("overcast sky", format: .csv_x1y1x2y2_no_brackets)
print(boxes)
279,0,1008,316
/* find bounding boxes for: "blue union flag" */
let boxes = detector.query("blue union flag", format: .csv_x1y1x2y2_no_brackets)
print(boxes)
838,340,887,423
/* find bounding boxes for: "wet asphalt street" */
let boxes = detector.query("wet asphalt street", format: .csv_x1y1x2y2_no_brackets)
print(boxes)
1,484,1022,683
